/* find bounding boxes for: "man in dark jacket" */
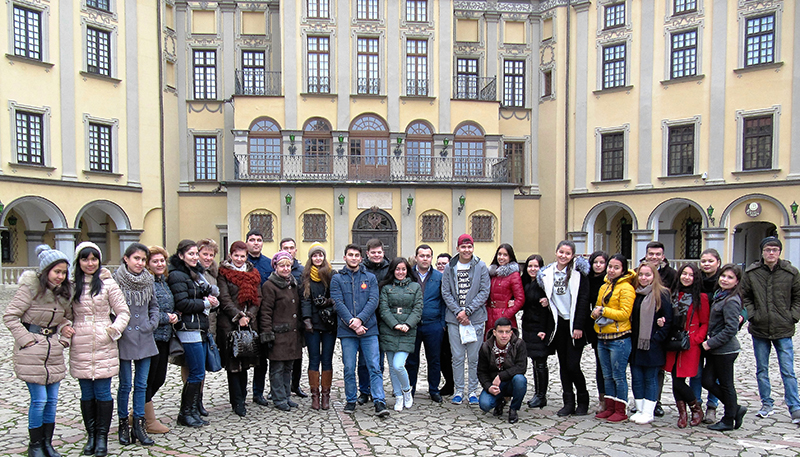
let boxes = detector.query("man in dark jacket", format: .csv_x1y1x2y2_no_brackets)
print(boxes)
331,244,389,417
406,244,446,403
741,236,800,423
355,238,390,404
477,317,527,424
280,237,308,399
246,229,273,406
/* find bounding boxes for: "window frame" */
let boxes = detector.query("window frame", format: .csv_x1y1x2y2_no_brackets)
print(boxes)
601,42,626,89
671,0,698,16
541,68,554,99
453,122,485,178
302,213,328,242
744,13,776,67
455,57,479,99
503,141,526,186
660,116,700,178
420,211,446,243
469,213,496,243
8,101,51,168
356,0,379,21
594,124,630,182
502,59,525,107
303,117,332,174
735,106,780,172
307,36,331,94
405,38,428,97
248,211,275,243
307,0,330,19
83,114,119,174
405,121,433,176
355,36,380,95
241,49,267,95
248,118,283,177
737,6,782,70
604,2,626,30
11,4,43,61
86,0,111,12
405,0,428,23
670,28,698,79
85,25,112,77
193,134,219,182
193,49,218,100
87,122,113,173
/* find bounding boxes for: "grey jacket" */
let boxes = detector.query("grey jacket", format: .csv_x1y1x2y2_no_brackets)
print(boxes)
705,292,741,355
441,255,490,325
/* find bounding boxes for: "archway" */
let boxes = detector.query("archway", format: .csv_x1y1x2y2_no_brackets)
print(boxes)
581,201,638,259
74,200,134,263
732,221,778,268
352,208,398,260
1,196,68,266
646,198,707,261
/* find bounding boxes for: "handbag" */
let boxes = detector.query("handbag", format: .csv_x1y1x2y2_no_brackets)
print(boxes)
459,323,478,344
230,326,260,359
168,330,184,357
205,332,223,372
665,302,694,352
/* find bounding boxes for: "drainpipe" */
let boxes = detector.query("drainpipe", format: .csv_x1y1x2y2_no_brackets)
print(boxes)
564,0,572,238
156,0,167,246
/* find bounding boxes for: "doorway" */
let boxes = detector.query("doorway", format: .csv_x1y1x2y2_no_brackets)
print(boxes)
732,221,777,269
352,208,398,260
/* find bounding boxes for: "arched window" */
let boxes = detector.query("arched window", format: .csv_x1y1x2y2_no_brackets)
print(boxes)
248,118,282,176
405,121,433,176
247,210,275,242
420,210,447,242
469,211,495,242
454,122,484,177
303,118,332,173
349,114,389,179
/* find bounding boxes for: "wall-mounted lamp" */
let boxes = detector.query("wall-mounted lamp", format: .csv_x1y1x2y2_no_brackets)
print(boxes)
337,135,345,156
0,200,4,214
338,193,346,215
406,194,414,215
707,205,715,226
394,137,403,156
792,201,798,224
288,134,297,155
7,214,17,226
440,138,450,157
620,216,628,225
285,193,293,214
457,194,466,215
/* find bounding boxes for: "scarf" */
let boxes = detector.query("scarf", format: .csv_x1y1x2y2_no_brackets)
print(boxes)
671,291,692,330
712,288,730,303
268,271,295,289
218,265,261,308
114,262,154,308
310,265,321,283
635,284,656,350
490,262,519,278
492,340,508,370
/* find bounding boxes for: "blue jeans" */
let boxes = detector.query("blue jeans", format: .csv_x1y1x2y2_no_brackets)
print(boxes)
479,374,527,412
26,382,59,429
305,330,337,372
598,337,631,401
447,322,484,396
752,335,800,412
357,346,385,395
183,340,207,384
406,322,443,395
386,351,411,397
630,365,660,401
118,358,152,418
341,336,385,403
690,358,719,407
78,378,113,401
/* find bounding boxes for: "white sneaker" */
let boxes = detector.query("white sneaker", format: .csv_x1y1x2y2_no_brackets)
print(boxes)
634,400,656,425
629,399,645,422
403,389,413,409
394,395,404,412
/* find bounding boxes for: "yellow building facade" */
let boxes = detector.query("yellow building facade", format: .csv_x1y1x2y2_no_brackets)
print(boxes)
2,0,798,272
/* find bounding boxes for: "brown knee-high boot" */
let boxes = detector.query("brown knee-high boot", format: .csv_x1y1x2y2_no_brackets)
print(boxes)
309,370,321,410
320,370,333,410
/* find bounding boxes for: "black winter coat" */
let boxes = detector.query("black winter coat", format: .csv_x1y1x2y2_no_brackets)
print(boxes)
300,275,337,332
584,273,606,346
520,279,553,359
167,255,211,332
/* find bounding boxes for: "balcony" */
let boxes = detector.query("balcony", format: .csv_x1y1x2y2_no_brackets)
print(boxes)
356,77,380,95
235,69,281,96
307,76,331,94
453,76,496,101
233,152,510,184
406,79,429,97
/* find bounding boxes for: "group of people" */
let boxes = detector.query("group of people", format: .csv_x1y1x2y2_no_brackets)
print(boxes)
6,231,800,456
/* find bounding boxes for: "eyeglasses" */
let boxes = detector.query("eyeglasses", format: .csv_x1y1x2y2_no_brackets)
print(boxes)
763,247,781,253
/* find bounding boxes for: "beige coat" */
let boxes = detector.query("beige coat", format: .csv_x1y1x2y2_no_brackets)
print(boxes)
3,271,73,385
70,268,130,380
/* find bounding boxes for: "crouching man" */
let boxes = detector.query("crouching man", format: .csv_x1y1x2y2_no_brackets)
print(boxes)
477,317,528,423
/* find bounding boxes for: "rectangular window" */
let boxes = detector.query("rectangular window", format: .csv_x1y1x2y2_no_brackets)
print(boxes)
241,50,265,95
503,60,525,107
600,132,624,181
742,115,773,170
13,6,41,60
15,111,44,165
87,0,110,11
604,2,625,29
304,138,331,173
88,123,112,172
745,14,775,66
406,0,427,22
357,37,379,95
87,27,111,76
406,39,428,96
671,29,697,79
249,137,281,175
194,136,217,180
307,37,330,93
421,214,444,242
193,50,217,99
406,139,431,175
674,0,697,15
542,70,553,97
454,141,484,177
303,214,327,242
471,215,494,242
503,142,525,186
249,213,274,242
357,0,378,20
602,43,626,89
667,125,694,176
455,58,478,99
307,0,329,19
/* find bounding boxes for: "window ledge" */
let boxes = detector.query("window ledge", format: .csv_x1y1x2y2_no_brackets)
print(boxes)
731,168,781,176
592,85,634,95
8,162,56,172
80,71,122,84
500,106,531,111
657,174,701,180
660,74,705,86
734,62,784,74
300,92,337,97
350,94,387,99
83,169,124,178
400,95,436,101
590,179,631,185
5,54,55,69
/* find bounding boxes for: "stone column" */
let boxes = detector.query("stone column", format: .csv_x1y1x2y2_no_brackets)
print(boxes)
51,229,81,261
87,232,109,261
631,229,655,266
568,231,588,256
702,227,727,262
113,230,144,260
25,231,46,267
780,226,800,267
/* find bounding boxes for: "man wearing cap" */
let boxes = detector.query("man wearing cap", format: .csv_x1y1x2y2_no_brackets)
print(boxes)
741,236,800,423
441,234,490,406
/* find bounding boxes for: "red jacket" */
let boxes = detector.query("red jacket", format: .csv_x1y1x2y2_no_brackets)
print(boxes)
664,292,709,378
486,268,524,335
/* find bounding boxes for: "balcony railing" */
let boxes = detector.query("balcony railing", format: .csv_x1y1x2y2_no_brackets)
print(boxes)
307,76,331,94
235,69,281,96
453,76,496,101
233,152,510,183
357,77,380,95
406,79,429,96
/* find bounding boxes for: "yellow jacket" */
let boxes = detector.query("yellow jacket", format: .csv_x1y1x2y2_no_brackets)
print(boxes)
593,270,636,336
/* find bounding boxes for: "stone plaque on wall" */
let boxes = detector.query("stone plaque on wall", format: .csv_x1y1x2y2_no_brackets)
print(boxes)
357,192,393,209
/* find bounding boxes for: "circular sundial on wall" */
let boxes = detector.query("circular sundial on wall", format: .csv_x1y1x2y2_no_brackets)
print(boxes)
745,202,762,218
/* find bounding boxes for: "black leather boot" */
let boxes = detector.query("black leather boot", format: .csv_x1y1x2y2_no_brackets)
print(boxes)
197,389,209,417
132,417,154,446
118,417,131,445
557,392,576,416
575,391,590,416
192,383,209,425
527,361,548,408
94,400,114,457
42,422,62,457
178,383,204,427
80,400,96,456
28,427,46,457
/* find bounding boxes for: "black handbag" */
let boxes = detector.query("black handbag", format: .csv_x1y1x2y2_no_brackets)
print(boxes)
665,303,694,352
205,332,222,372
168,330,184,357
314,296,337,329
230,326,260,359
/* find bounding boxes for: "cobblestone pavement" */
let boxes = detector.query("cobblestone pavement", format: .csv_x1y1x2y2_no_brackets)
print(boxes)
1,286,800,456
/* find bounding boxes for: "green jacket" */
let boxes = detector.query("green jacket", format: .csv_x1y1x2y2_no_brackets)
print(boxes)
742,259,800,339
378,278,423,353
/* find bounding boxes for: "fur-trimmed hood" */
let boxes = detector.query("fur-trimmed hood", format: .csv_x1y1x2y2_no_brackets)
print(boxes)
536,255,589,289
